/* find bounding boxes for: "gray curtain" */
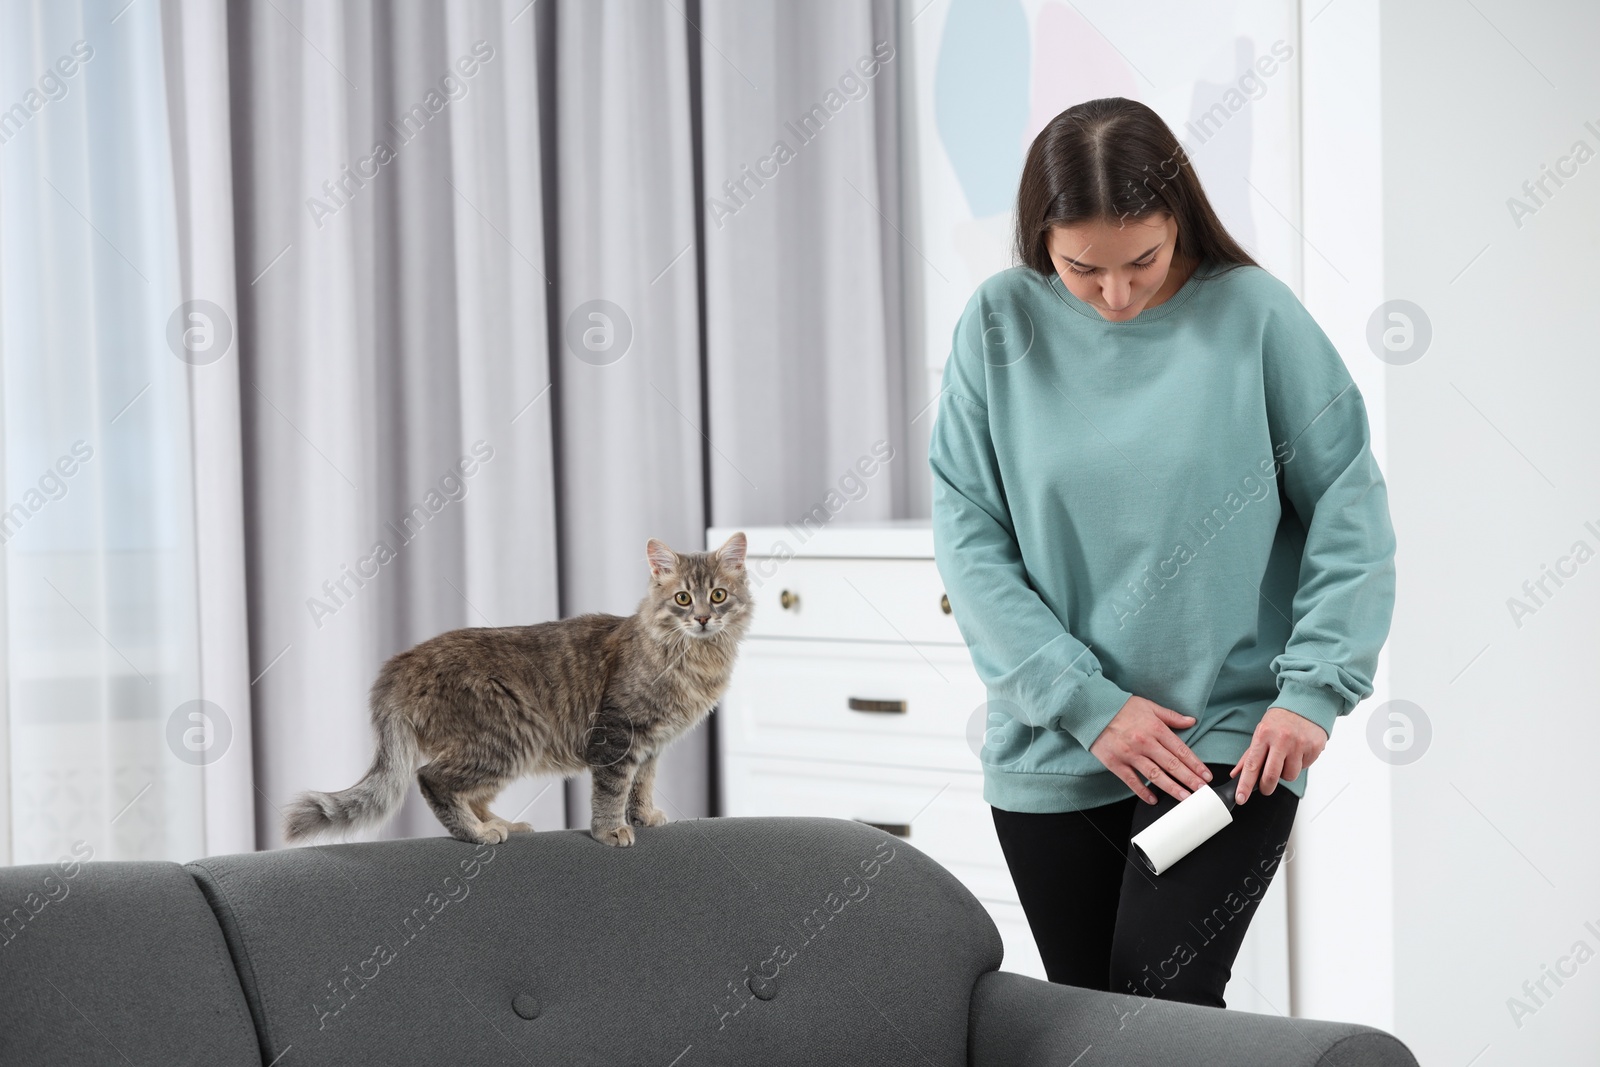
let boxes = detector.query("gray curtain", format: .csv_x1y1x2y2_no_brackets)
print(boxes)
702,0,923,526
543,0,709,827
228,0,915,846
229,0,561,844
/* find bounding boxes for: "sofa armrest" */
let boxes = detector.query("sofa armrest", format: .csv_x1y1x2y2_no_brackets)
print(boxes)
969,970,1419,1067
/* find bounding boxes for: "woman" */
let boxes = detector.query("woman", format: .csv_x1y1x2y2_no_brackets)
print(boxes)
929,97,1396,1008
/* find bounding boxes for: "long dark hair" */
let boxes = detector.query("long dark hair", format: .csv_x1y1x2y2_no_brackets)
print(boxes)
1013,97,1258,277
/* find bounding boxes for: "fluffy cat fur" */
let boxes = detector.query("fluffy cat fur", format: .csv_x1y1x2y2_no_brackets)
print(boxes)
282,532,751,847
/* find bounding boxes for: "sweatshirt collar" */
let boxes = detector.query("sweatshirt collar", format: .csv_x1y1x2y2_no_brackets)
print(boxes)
1045,258,1213,325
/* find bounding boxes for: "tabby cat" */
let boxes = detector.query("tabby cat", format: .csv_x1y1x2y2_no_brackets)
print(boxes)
283,532,751,847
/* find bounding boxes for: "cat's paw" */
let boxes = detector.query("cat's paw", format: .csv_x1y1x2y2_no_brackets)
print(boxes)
628,807,668,828
591,824,636,847
476,822,510,845
505,821,535,834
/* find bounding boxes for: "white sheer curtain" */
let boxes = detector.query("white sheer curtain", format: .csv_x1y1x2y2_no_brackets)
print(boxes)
162,0,257,860
0,0,250,864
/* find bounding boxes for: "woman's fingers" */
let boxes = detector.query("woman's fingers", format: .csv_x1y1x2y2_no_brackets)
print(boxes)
1139,759,1192,803
1119,764,1158,804
1156,730,1211,789
1260,744,1287,795
1156,705,1198,728
1149,743,1206,793
1234,738,1264,804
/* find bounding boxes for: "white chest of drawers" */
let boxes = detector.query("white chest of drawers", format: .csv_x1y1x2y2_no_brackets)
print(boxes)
707,521,1046,979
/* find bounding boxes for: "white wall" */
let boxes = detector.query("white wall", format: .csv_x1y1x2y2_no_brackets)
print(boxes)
1291,0,1396,1033
1379,1,1600,1063
1301,4,1600,1060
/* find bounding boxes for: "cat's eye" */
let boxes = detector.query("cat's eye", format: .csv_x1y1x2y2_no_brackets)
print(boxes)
710,588,727,604
674,591,692,606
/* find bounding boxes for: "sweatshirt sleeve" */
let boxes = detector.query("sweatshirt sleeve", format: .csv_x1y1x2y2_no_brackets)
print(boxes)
928,310,1134,750
1260,279,1398,738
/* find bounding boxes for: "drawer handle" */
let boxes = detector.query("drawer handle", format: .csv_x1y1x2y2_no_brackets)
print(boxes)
848,697,906,714
856,819,911,838
940,593,951,615
779,589,799,611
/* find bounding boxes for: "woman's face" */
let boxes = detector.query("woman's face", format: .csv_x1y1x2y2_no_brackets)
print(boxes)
1044,214,1187,322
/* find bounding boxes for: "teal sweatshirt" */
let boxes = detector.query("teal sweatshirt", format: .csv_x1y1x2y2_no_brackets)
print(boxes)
929,259,1396,813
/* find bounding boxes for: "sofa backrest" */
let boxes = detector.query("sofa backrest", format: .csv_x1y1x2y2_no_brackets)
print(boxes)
0,855,263,1066
185,815,1003,1066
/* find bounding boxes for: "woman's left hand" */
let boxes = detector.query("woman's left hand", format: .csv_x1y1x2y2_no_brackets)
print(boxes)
1229,706,1328,804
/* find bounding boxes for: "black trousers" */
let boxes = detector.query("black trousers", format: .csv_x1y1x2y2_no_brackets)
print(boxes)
990,762,1298,1008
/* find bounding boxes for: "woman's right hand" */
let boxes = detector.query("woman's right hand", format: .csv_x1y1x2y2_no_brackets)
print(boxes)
1089,695,1213,804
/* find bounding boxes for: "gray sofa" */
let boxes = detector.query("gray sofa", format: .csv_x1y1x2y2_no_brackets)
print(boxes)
1,815,1417,1066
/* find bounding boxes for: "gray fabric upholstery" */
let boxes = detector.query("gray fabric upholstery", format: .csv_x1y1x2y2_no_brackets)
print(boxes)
969,969,1420,1067
0,858,261,1067
0,815,1421,1066
186,816,1003,1066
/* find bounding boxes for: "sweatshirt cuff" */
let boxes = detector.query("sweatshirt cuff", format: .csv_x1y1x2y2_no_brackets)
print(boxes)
1273,680,1344,738
1064,669,1134,751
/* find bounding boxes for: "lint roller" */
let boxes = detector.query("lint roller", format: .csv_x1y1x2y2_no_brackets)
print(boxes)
1129,779,1241,876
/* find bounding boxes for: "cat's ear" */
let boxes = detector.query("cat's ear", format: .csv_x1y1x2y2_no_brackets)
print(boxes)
715,531,747,572
646,538,679,578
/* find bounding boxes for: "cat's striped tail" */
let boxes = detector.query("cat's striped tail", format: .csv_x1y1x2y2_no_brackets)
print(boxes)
282,699,418,843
